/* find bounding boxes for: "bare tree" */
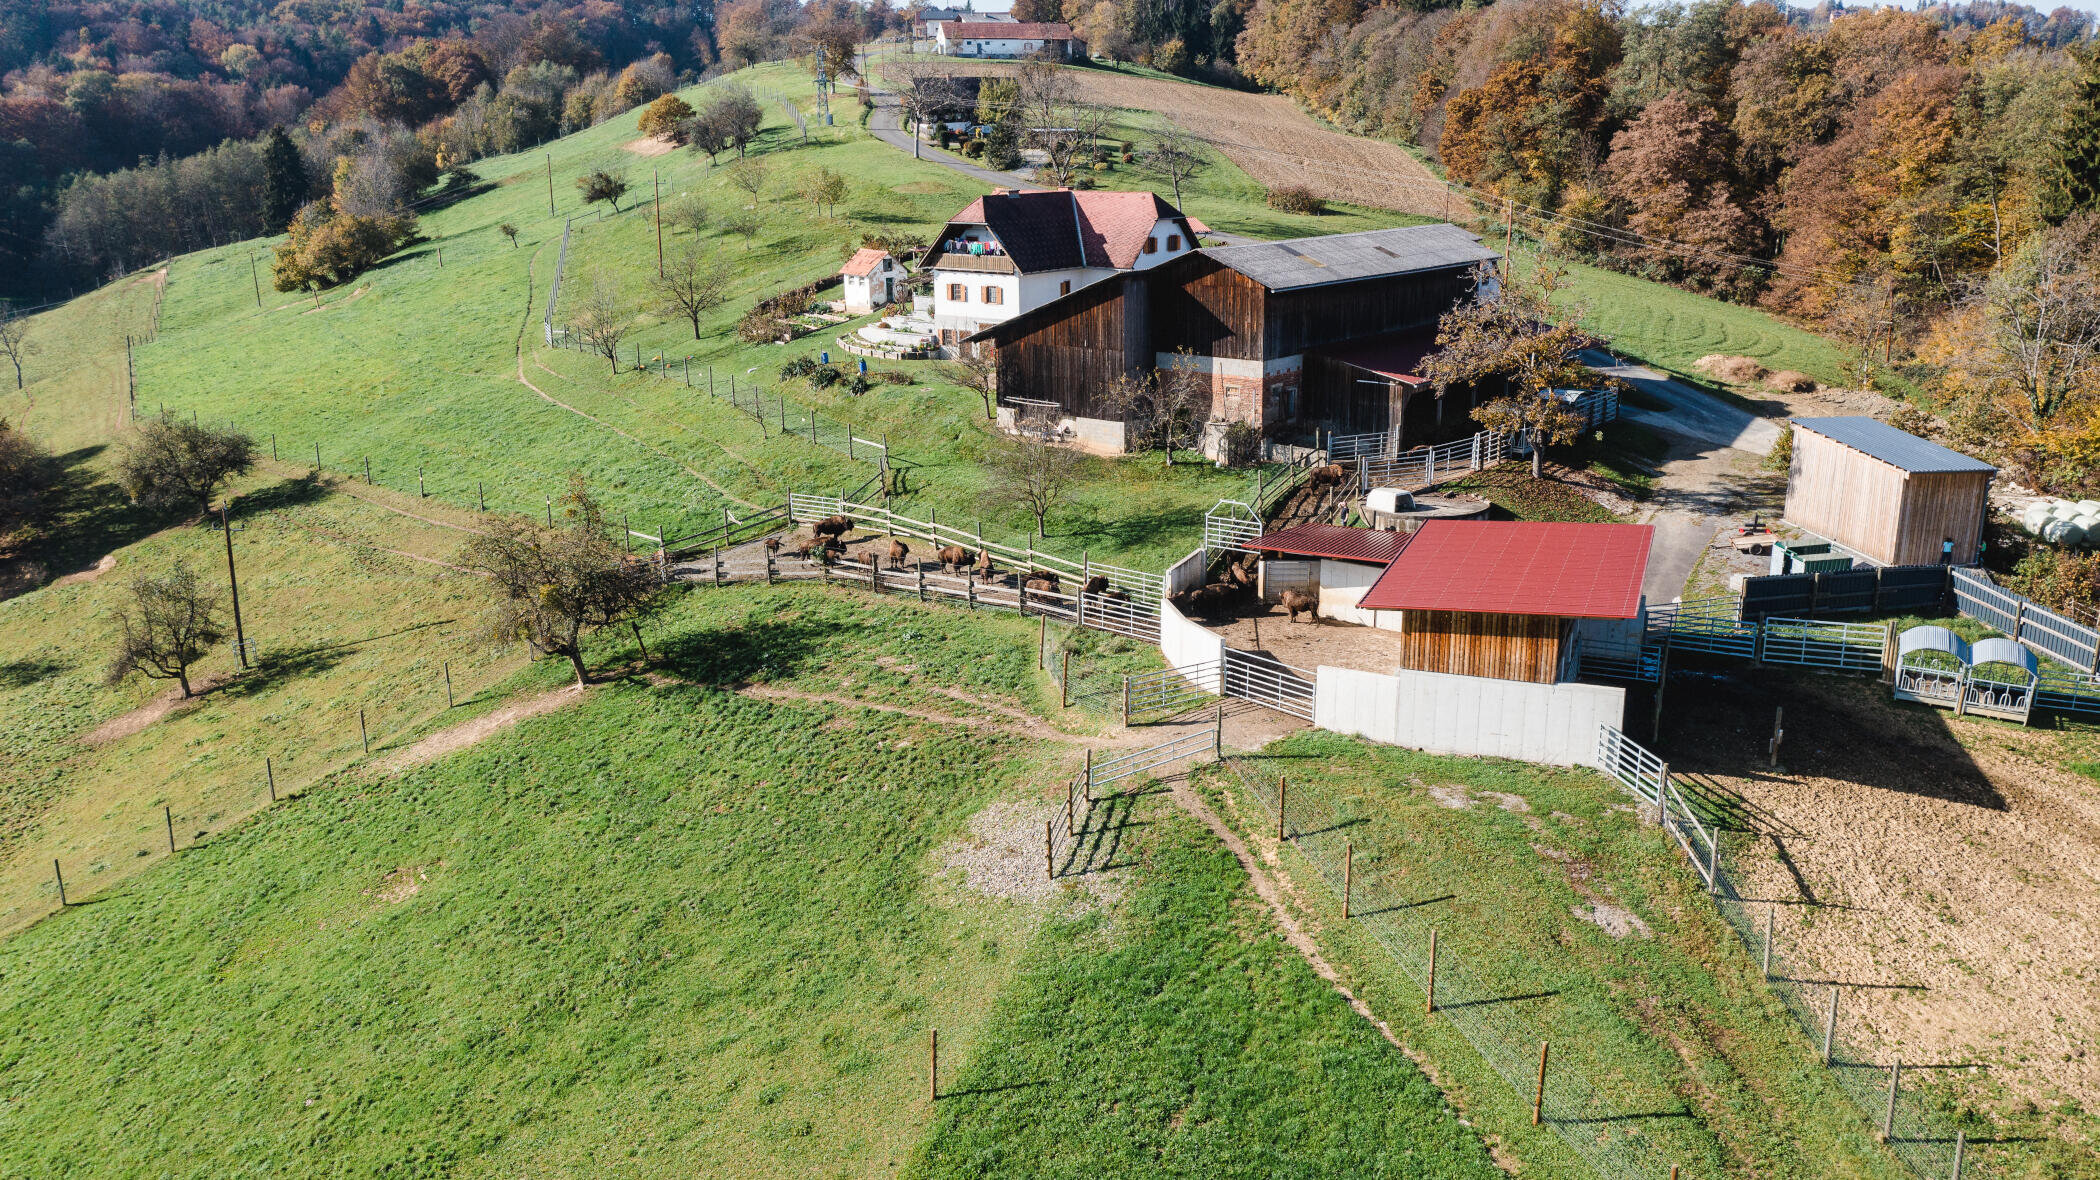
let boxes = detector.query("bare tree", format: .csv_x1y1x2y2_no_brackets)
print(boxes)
1422,263,1610,479
722,210,763,249
1095,350,1213,464
571,269,631,373
1947,214,2100,431
457,475,663,687
986,430,1080,537
106,561,225,698
116,415,257,517
796,167,849,218
1825,277,1894,387
946,352,997,419
1014,61,1111,186
893,67,963,159
652,240,733,339
726,157,771,205
1145,122,1206,210
0,301,33,390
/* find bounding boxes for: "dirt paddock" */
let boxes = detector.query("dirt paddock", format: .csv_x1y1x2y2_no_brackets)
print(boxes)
1197,599,1411,676
1658,666,2100,1119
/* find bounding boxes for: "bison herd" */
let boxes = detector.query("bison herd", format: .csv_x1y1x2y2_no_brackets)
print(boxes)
760,517,1130,600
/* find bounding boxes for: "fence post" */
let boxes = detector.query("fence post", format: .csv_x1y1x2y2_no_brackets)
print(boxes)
165,805,175,852
1952,1130,1965,1178
1883,1059,1900,1143
1084,748,1092,804
1763,905,1773,980
444,661,454,708
1122,675,1131,726
266,757,276,802
2013,600,2026,644
1823,988,1839,1064
1881,619,1899,684
1343,842,1353,919
1037,617,1046,664
966,573,975,609
359,707,369,753
53,860,66,907
1044,818,1053,880
1277,776,1287,841
918,566,927,602
1060,652,1070,708
1215,703,1225,759
1426,928,1437,1014
930,1029,938,1102
1533,1041,1549,1126
1768,707,1784,768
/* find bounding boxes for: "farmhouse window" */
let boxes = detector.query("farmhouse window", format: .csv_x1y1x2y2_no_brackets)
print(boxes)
1167,234,1181,250
1060,280,1071,296
947,282,966,301
982,286,1004,304
1143,238,1158,254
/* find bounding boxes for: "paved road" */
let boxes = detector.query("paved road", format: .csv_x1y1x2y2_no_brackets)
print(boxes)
1583,350,1779,456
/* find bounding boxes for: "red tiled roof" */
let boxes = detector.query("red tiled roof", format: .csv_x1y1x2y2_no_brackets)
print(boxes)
1248,523,1414,564
1314,328,1438,386
1356,520,1653,619
840,247,889,276
942,21,1074,38
1186,216,1211,235
940,189,1189,271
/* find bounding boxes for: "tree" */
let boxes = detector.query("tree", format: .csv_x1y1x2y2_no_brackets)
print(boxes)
0,417,59,558
1602,92,1766,297
1094,349,1213,464
638,93,696,143
726,156,771,204
457,475,664,687
572,269,632,373
1931,215,2100,434
1421,264,1611,479
271,203,416,293
666,193,710,234
722,209,763,249
116,415,257,517
894,68,965,158
1144,122,1206,209
796,166,848,217
945,352,998,419
986,430,1080,536
499,222,520,247
105,562,225,698
652,241,733,338
704,85,766,157
1013,62,1111,186
577,169,631,212
2053,43,2100,219
259,126,307,233
0,301,33,390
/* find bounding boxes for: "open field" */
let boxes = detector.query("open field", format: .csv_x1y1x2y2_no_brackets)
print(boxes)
1660,667,2100,1175
0,583,1500,1177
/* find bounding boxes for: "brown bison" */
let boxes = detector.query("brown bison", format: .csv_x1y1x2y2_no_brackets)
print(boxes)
1308,463,1347,488
1081,574,1110,596
937,544,973,573
763,536,782,556
975,551,997,578
1028,569,1060,590
812,514,853,540
1025,577,1061,595
1278,588,1318,623
887,539,910,569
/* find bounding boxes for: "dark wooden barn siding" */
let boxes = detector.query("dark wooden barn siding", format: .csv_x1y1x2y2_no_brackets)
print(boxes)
1149,257,1267,360
1265,267,1476,359
1303,355,1404,435
1400,610,1570,683
991,277,1142,419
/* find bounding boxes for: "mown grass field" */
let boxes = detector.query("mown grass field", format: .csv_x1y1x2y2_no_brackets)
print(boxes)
0,583,1499,1178
1197,730,1915,1179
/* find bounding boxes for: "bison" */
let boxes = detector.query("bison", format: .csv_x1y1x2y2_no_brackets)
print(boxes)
763,536,782,556
1025,577,1061,595
1278,588,1318,623
888,539,910,569
1308,463,1347,489
1081,574,1110,596
1028,569,1060,590
812,514,853,540
974,551,997,578
937,544,973,573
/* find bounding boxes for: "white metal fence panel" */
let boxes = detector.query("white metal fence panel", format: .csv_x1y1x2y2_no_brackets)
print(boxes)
1088,726,1218,791
1221,648,1317,720
1759,617,1886,673
1203,500,1263,555
1594,724,1667,804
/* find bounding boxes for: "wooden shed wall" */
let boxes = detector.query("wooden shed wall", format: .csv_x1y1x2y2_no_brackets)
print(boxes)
1891,470,1988,565
1399,610,1569,683
1303,354,1406,434
990,275,1144,419
1149,257,1266,360
1784,427,1990,565
1263,267,1476,359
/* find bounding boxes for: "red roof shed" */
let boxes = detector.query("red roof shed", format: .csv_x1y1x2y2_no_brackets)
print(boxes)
1357,520,1653,620
1247,523,1414,565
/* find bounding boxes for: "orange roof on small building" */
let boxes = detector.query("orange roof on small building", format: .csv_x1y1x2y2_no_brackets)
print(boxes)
841,247,890,277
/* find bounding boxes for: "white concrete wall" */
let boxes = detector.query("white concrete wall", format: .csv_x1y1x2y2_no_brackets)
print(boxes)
994,405,1126,453
1316,559,1403,632
1161,596,1224,692
1017,267,1111,310
1314,665,1624,768
1575,613,1644,660
1165,547,1208,595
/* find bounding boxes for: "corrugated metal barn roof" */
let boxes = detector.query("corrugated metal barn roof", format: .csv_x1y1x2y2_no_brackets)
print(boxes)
1791,417,1995,475
1248,523,1414,564
1201,223,1498,292
1357,520,1653,619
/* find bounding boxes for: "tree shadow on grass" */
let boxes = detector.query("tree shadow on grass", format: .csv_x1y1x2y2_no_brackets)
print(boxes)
29,445,191,581
652,613,893,689
228,473,329,521
0,656,68,687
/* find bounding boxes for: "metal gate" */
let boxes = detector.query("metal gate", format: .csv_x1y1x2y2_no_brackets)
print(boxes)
1221,648,1316,720
1649,598,1759,658
1203,500,1263,555
1758,617,1886,673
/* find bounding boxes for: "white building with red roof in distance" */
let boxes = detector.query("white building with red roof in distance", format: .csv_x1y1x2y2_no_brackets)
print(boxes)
933,20,1082,59
920,188,1200,357
839,247,904,315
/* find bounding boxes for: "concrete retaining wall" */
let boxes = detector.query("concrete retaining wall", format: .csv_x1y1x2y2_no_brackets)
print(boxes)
1314,665,1624,767
1160,597,1225,692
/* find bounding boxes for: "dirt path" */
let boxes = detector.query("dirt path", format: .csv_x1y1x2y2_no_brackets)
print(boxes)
374,685,585,773
734,682,1068,739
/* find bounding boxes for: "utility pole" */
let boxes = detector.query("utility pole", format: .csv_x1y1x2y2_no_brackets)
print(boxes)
654,169,665,278
219,504,248,669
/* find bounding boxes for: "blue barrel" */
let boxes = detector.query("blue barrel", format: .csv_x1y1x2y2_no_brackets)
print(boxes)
820,351,830,365
858,358,868,374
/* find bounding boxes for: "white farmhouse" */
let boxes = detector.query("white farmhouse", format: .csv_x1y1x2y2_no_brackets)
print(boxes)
932,20,1082,59
839,247,904,315
919,188,1200,354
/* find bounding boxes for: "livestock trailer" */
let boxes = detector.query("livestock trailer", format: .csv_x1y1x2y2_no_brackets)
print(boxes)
1785,417,1994,567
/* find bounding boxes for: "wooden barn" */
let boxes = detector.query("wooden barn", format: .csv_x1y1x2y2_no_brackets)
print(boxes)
1354,520,1653,684
1784,417,1995,566
965,223,1498,455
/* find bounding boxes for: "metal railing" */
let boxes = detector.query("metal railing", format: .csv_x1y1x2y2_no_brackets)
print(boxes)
785,496,1165,601
1595,724,1669,806
1221,648,1316,720
1758,617,1887,674
1359,431,1508,490
1953,566,2100,672
1121,662,1221,721
1085,724,1219,794
1202,499,1263,555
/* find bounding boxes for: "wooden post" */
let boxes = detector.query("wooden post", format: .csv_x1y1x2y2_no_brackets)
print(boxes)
1122,675,1131,726
364,456,371,482
1823,988,1839,1064
930,1029,938,1101
1277,776,1287,841
1044,818,1053,880
1883,1059,1900,1143
1060,652,1070,708
1762,905,1773,980
444,661,454,708
1084,748,1093,804
53,860,66,906
359,707,369,753
1066,777,1075,831
266,757,277,802
1881,619,1899,684
1952,1130,1965,1178
165,805,175,852
966,572,974,609
315,441,321,468
1343,842,1353,919
918,566,927,602
1769,706,1784,768
271,433,278,460
1533,1041,1549,1125
478,481,486,511
1426,929,1437,1014
1037,617,1046,664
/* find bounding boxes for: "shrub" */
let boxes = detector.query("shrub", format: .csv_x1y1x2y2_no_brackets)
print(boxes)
1092,162,1110,172
779,356,819,380
807,365,842,389
738,308,788,344
962,139,985,158
271,203,416,292
1266,185,1325,214
845,373,874,396
876,369,913,385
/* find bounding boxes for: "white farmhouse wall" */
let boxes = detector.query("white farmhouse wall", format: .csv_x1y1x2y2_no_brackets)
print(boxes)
1160,597,1224,693
1314,665,1624,767
1017,267,1111,309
